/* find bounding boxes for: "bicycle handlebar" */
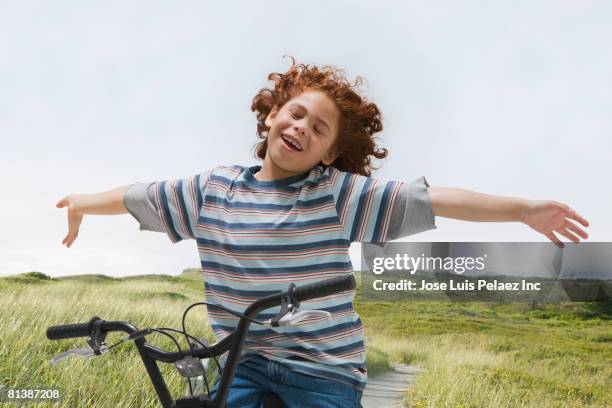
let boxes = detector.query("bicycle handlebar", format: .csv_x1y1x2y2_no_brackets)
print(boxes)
45,274,356,408
292,274,355,302
47,316,102,340
47,275,355,342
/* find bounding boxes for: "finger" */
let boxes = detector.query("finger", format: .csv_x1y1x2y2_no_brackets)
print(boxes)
56,197,67,208
557,227,580,243
564,219,588,239
62,231,77,246
545,232,565,249
68,214,82,237
562,206,589,227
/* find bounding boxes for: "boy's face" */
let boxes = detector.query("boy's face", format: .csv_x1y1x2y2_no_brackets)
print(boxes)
264,89,340,177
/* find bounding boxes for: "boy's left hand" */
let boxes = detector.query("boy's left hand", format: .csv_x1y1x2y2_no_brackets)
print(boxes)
521,200,589,248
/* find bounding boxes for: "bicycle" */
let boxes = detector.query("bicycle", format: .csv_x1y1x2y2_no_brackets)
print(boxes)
47,274,356,408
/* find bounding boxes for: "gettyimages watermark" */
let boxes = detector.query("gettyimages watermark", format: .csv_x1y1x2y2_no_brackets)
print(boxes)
359,242,612,302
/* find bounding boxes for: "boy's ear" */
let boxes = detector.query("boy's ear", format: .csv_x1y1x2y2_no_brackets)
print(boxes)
265,106,279,128
321,148,339,166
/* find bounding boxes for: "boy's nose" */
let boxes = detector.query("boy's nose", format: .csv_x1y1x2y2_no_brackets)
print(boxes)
293,125,307,136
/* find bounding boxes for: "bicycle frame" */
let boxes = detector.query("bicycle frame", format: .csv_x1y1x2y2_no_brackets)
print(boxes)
47,275,355,408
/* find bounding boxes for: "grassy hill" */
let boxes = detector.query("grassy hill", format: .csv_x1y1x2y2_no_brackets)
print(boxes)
0,271,610,407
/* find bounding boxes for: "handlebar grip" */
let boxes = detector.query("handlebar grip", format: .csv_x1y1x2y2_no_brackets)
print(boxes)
293,275,356,302
46,317,101,340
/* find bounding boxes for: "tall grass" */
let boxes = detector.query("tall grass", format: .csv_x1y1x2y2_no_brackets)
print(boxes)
0,273,610,407
0,273,212,407
356,300,611,407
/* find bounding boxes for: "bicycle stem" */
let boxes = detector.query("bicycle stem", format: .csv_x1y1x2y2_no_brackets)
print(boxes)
214,291,284,408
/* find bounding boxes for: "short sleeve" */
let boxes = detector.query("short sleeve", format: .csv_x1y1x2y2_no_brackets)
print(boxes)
149,171,211,243
329,168,436,244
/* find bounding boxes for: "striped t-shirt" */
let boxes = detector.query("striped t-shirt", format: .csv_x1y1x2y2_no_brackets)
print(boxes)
124,164,436,391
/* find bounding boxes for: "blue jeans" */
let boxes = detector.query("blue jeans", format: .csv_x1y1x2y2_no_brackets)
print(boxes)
210,355,363,407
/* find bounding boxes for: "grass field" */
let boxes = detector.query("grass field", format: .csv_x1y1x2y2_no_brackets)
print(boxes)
0,271,610,407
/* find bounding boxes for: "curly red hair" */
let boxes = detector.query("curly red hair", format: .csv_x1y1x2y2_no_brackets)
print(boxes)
250,56,387,176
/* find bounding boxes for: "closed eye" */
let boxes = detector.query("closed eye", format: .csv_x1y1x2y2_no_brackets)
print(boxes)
290,112,322,135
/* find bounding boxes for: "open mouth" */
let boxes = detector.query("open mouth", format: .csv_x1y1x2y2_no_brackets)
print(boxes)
281,134,303,152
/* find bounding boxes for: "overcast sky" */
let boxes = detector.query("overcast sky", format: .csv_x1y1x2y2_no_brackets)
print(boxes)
1,1,610,277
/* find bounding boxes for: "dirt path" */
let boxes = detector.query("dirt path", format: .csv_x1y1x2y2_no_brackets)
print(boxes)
361,364,425,408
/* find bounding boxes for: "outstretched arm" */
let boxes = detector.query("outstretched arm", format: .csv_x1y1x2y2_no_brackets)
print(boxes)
427,186,590,248
56,185,133,248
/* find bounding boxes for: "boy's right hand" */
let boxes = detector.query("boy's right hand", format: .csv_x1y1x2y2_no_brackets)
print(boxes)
56,195,83,248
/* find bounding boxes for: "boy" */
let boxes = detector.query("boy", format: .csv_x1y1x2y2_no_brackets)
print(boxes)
56,57,589,407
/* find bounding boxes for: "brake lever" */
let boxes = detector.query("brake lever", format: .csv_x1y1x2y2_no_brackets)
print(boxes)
263,310,331,327
49,344,109,366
